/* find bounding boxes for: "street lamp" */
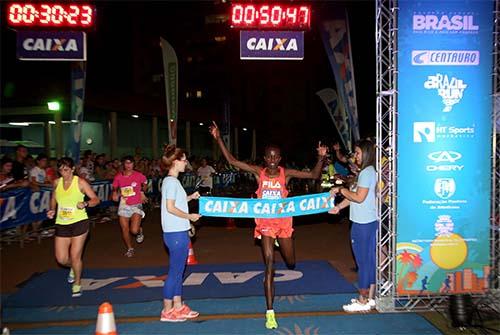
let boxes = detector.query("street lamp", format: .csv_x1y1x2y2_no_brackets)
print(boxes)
47,101,61,111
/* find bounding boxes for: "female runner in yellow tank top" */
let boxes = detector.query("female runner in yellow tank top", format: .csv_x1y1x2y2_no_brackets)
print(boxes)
47,157,100,297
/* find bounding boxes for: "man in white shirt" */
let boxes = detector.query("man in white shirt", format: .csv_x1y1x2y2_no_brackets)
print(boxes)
196,158,216,195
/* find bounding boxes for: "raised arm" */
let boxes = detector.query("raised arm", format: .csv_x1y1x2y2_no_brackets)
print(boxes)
209,121,261,177
285,141,327,182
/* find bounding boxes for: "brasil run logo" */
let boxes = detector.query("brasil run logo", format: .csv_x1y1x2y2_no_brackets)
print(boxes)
424,74,467,112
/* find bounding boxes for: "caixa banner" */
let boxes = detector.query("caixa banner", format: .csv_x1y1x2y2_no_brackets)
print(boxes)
240,30,304,60
17,31,86,61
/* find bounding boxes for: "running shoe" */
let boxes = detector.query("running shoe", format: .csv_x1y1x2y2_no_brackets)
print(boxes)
67,268,75,284
343,299,371,312
176,304,199,319
72,284,82,297
350,298,376,309
40,229,55,237
265,310,278,329
124,248,135,258
136,228,144,244
160,308,187,322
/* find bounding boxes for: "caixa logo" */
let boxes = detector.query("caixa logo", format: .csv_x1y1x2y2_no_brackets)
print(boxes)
426,151,464,172
240,31,304,60
413,14,479,33
246,37,298,51
23,38,79,52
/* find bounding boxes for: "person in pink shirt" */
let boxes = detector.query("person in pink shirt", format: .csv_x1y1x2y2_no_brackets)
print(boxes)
112,155,148,257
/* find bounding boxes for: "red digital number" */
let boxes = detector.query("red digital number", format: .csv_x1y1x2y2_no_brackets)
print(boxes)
270,6,282,25
6,3,95,28
230,4,310,29
81,5,93,26
8,4,23,24
243,5,255,25
22,4,36,23
231,4,244,25
298,6,309,26
39,4,51,25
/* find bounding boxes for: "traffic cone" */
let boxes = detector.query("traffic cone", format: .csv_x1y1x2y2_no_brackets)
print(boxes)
95,302,117,335
186,241,198,265
226,218,236,230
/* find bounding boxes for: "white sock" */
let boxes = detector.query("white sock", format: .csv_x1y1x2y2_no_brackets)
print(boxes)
266,309,274,315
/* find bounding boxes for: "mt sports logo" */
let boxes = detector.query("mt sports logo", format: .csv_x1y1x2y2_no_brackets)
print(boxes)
413,122,475,143
413,12,478,34
424,74,467,112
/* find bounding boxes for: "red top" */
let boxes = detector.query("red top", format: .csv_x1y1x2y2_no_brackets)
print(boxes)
255,167,292,224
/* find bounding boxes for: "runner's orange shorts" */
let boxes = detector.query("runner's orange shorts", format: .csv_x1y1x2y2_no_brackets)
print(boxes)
254,217,293,239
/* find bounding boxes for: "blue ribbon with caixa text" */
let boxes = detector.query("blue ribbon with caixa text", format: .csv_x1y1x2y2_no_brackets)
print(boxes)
199,192,336,218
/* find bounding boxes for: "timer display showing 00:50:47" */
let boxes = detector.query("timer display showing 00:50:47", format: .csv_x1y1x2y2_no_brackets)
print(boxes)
230,4,310,29
7,3,95,28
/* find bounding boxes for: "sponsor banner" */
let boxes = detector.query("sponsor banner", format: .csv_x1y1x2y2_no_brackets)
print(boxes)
0,182,113,230
160,37,178,145
17,31,86,61
199,192,335,218
319,13,360,142
67,62,87,162
0,173,241,229
396,1,493,295
240,30,304,60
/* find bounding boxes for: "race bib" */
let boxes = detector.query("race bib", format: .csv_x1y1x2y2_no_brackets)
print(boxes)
59,207,76,220
121,186,136,197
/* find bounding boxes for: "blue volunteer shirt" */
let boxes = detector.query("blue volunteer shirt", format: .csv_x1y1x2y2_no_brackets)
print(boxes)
350,166,377,224
161,176,190,233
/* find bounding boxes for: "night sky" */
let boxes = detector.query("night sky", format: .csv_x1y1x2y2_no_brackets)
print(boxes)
1,1,375,163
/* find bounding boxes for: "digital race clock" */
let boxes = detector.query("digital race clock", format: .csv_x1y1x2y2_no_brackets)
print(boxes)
230,4,311,29
6,3,95,29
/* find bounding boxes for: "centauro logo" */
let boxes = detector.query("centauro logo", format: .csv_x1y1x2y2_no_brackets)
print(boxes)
22,38,79,52
246,38,298,51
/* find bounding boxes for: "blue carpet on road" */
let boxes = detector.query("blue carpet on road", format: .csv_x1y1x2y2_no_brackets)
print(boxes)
3,293,355,323
10,313,442,335
4,260,355,307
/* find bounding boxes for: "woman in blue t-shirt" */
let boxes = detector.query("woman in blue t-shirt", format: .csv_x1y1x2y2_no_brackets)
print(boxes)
159,144,201,322
329,139,377,312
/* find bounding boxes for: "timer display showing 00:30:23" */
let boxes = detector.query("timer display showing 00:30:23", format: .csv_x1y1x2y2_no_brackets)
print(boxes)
7,3,95,28
230,4,310,29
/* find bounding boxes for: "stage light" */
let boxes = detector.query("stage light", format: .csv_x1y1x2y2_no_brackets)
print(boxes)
9,122,29,126
132,114,139,118
71,120,78,123
199,122,204,126
449,294,473,328
242,127,248,131
48,121,56,125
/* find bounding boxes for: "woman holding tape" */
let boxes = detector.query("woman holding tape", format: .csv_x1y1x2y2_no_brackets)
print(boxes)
159,144,201,322
210,121,327,329
329,139,377,312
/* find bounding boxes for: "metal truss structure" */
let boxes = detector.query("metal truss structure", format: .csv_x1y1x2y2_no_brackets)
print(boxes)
375,0,500,312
